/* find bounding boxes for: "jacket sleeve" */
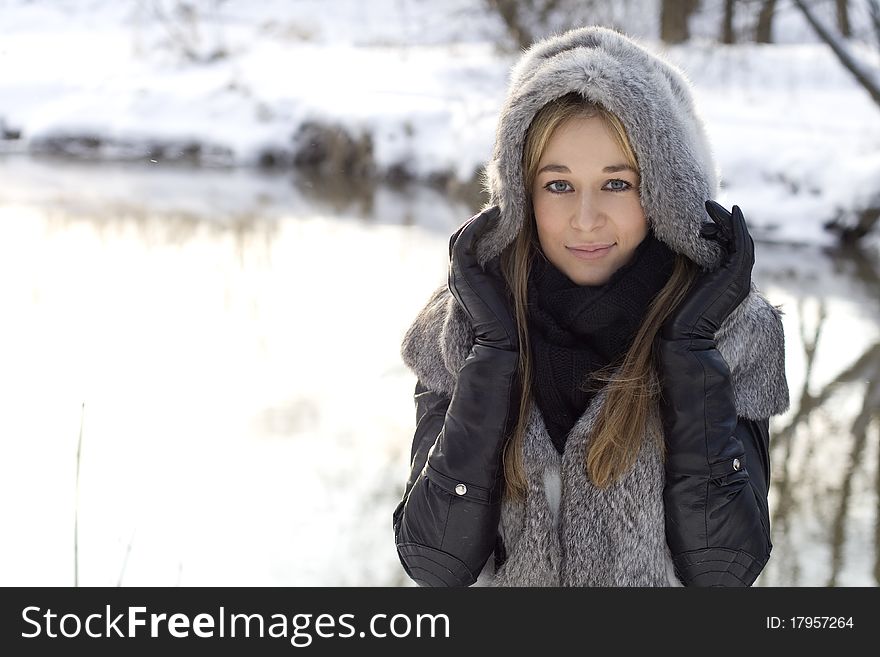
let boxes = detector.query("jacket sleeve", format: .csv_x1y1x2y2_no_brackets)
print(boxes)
659,338,773,586
392,374,506,587
664,416,772,586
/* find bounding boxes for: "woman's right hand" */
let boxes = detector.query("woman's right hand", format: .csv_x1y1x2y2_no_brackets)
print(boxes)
394,206,520,586
448,206,518,352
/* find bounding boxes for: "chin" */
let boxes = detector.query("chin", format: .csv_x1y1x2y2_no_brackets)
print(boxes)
567,269,612,286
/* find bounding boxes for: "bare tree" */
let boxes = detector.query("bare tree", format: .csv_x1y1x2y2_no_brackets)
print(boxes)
722,0,737,44
792,0,880,109
485,1,653,49
145,0,227,64
755,0,778,43
870,0,880,49
793,0,880,245
661,0,700,43
486,0,536,50
837,0,851,37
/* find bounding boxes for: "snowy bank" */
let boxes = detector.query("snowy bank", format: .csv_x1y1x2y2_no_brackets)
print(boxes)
1,0,879,250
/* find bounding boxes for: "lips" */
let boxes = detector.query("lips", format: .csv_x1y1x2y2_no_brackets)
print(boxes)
566,243,615,260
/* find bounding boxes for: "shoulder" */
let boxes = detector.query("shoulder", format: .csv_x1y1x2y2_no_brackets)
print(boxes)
400,284,474,396
716,285,790,420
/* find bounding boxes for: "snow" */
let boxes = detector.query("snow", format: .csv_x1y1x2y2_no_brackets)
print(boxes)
667,40,880,249
0,0,879,587
2,0,879,251
0,0,512,181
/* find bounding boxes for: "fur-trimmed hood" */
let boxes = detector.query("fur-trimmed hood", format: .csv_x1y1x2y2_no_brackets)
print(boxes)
477,25,722,269
403,25,790,422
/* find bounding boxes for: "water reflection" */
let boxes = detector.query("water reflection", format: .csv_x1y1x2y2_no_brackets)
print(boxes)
756,243,880,586
0,155,473,587
0,155,877,586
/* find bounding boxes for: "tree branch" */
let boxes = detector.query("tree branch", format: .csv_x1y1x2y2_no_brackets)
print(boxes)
792,0,880,109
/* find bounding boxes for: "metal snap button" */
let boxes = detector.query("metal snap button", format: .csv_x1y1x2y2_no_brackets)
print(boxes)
732,458,741,471
455,483,467,496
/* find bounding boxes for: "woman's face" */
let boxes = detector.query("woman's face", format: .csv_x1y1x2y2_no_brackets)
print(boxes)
531,115,648,286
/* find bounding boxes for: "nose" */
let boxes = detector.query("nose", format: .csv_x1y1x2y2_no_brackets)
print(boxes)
571,191,605,231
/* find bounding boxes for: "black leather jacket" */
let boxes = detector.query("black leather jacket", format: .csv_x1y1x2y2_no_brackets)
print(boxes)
392,378,772,587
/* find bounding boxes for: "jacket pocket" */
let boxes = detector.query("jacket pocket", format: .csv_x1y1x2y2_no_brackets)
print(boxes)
749,477,772,545
709,468,750,489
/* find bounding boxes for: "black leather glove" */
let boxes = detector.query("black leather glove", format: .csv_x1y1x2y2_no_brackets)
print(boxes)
661,200,752,342
447,205,518,352
429,205,520,504
658,201,770,586
394,206,520,586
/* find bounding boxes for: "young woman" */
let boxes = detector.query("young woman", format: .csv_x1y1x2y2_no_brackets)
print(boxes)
393,26,789,587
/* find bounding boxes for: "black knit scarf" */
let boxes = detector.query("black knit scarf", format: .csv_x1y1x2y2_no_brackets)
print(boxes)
527,232,677,454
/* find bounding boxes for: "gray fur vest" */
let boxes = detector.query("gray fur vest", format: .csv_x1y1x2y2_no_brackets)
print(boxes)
401,281,788,586
400,26,790,586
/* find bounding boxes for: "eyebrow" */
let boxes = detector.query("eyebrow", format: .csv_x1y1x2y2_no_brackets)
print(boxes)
536,163,638,174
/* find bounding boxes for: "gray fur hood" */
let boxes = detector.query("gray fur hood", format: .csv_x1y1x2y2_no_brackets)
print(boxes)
480,25,721,269
403,26,790,420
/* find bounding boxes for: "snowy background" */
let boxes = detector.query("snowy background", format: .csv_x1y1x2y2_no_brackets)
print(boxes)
0,0,879,587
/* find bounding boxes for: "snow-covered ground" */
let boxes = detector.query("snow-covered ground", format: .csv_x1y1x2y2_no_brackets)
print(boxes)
1,0,879,251
1,1,879,588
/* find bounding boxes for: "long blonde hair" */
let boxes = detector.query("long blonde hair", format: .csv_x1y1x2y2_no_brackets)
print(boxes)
499,92,697,499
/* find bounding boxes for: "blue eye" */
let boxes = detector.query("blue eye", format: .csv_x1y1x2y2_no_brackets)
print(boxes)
545,181,573,194
605,179,632,192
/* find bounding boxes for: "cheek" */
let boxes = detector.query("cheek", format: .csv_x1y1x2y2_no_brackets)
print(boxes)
533,216,553,254
620,208,648,244
533,197,567,236
534,215,567,259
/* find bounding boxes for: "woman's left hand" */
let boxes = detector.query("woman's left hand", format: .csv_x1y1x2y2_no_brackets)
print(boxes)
661,200,754,341
657,201,769,586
